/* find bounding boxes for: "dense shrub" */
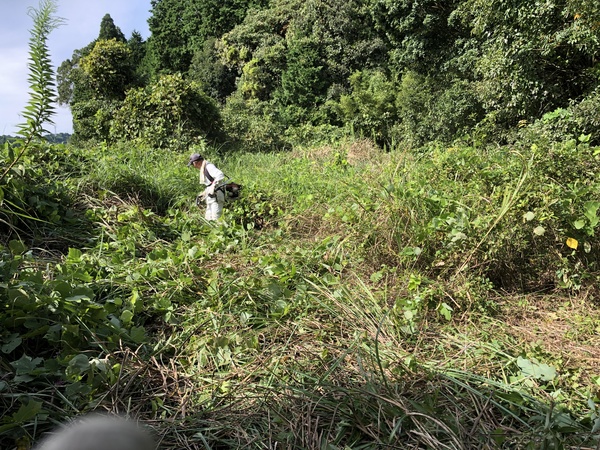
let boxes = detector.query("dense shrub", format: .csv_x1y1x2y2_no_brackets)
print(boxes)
221,93,288,152
110,73,223,149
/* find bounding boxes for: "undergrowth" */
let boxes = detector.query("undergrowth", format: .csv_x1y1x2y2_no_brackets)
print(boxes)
2,134,600,449
2,3,600,448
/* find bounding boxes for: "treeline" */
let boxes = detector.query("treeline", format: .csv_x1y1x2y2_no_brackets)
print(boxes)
58,0,600,150
0,133,70,145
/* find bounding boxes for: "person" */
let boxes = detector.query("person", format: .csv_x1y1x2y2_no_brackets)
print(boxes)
188,153,225,221
33,414,155,450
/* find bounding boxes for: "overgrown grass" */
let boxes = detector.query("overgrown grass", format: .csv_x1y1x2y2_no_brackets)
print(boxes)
2,134,600,449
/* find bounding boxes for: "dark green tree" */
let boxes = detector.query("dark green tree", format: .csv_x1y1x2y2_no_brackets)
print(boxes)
147,0,191,74
57,15,149,142
274,37,326,124
219,0,386,127
290,0,387,87
56,42,96,106
80,39,135,100
335,70,398,145
147,0,268,76
110,73,222,148
98,13,126,42
189,38,237,102
369,0,465,75
128,31,151,85
453,0,600,127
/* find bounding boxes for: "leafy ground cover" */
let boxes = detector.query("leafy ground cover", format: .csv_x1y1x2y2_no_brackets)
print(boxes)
4,3,600,448
2,135,600,449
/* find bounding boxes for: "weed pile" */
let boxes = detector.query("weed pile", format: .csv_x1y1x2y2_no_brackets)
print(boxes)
1,136,600,449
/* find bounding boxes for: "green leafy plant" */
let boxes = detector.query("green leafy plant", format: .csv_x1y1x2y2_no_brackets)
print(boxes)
0,0,65,238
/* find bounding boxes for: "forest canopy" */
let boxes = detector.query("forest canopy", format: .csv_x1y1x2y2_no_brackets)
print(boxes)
55,0,600,150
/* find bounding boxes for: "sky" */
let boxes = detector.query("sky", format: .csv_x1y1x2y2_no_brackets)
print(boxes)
0,0,152,135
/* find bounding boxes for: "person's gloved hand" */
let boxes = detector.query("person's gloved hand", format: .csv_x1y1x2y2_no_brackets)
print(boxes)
206,183,216,198
196,192,206,206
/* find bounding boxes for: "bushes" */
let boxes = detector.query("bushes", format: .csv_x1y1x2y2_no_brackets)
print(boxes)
111,73,223,149
221,94,288,152
369,140,600,293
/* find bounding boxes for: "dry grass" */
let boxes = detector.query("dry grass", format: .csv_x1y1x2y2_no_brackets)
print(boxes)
290,138,387,167
499,291,600,380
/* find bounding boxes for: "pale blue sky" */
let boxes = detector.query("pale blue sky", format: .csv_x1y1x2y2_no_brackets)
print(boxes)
1,0,151,135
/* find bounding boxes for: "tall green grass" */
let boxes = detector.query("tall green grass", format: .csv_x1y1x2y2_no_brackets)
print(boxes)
3,133,600,448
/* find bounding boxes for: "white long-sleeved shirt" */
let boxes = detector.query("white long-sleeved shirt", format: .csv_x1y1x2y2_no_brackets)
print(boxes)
199,161,225,186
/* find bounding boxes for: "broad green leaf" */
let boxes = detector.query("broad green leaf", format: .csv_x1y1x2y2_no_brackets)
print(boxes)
65,294,90,303
8,288,30,306
66,354,90,376
66,247,83,262
438,302,453,321
11,400,43,424
11,355,43,374
517,356,556,381
129,326,147,344
584,201,600,215
120,309,134,324
52,280,72,298
8,240,26,255
1,334,22,354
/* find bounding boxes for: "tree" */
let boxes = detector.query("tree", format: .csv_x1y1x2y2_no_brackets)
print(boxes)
274,37,326,124
218,0,387,127
147,0,270,76
335,70,398,145
98,13,126,42
80,39,135,100
453,0,600,126
56,14,150,143
110,73,222,148
147,0,191,74
289,0,387,86
369,0,465,75
56,41,96,106
189,38,237,102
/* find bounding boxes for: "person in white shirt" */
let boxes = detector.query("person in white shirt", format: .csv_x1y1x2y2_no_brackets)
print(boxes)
188,153,225,221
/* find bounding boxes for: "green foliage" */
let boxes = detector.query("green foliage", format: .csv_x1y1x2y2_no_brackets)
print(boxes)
57,14,150,144
16,0,64,142
189,38,237,102
394,71,483,147
98,13,126,42
218,0,388,135
111,73,222,149
453,0,599,127
7,0,600,447
336,70,398,145
0,0,67,236
147,0,268,76
3,132,600,448
71,99,121,144
221,94,288,152
274,37,326,124
80,39,135,100
370,0,464,74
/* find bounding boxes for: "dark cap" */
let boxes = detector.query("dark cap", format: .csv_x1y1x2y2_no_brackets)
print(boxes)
188,153,203,166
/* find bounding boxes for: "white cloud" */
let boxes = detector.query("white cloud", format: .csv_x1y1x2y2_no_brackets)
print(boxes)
0,0,151,136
